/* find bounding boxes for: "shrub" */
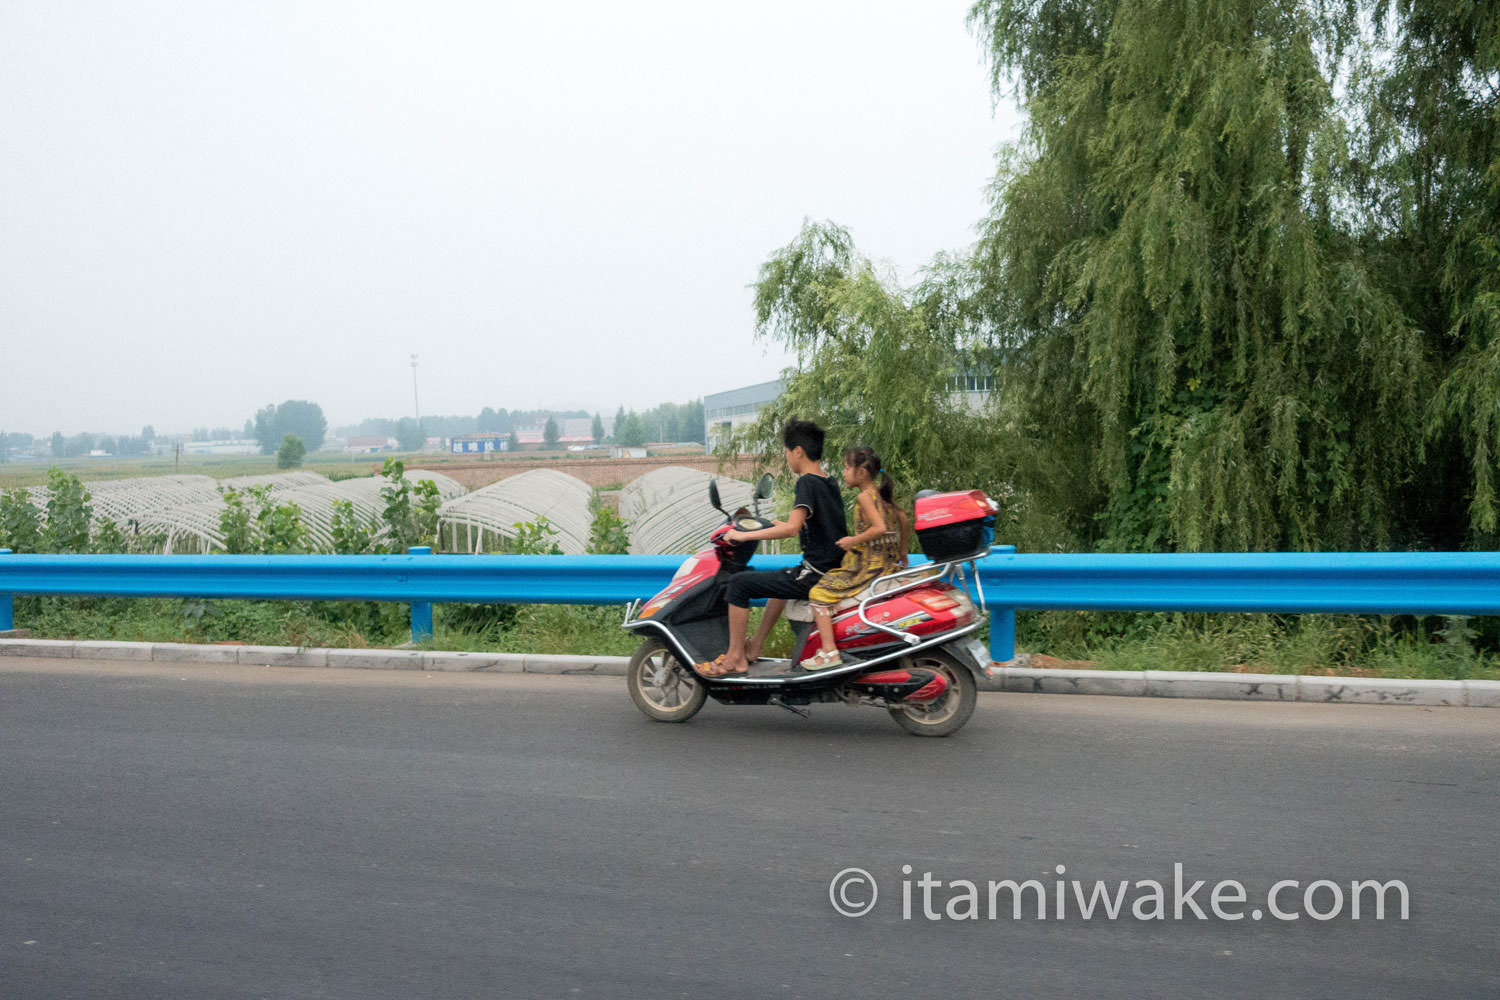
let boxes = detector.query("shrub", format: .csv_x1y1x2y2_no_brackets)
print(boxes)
42,469,92,553
0,488,41,552
276,434,306,470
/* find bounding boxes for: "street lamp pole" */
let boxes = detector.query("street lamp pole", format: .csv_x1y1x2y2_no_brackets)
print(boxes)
410,354,420,422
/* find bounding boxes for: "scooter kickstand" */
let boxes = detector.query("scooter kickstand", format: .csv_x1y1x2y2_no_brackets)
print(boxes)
770,697,810,719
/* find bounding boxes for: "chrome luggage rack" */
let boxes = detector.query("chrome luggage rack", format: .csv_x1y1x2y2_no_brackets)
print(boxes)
851,548,992,647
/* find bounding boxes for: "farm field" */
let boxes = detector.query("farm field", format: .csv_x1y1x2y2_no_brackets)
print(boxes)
0,449,761,491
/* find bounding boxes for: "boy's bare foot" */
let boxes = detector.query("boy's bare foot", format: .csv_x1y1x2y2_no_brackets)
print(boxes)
743,640,763,664
704,652,750,677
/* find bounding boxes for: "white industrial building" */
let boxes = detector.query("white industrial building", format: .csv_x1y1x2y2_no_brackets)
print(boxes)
702,380,783,452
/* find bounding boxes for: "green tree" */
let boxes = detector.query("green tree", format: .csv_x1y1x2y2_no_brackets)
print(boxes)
591,412,604,445
252,405,276,453
631,400,706,444
0,488,42,552
330,499,378,554
544,417,560,450
681,399,705,444
253,400,327,454
395,417,425,452
218,488,254,554
617,412,648,448
215,485,306,554
743,221,992,503
1358,0,1500,542
965,0,1420,552
276,434,306,469
378,458,441,551
41,469,93,553
252,488,307,554
509,516,562,555
64,433,94,458
91,517,128,554
587,498,630,554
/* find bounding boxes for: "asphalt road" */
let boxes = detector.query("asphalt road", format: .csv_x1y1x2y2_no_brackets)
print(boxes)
1,659,1496,999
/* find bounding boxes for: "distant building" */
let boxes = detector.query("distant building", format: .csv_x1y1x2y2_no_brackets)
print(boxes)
450,433,510,455
344,435,395,454
515,417,599,449
184,439,259,456
945,368,996,412
703,380,783,451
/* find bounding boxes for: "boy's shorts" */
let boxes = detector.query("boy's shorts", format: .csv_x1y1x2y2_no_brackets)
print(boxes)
725,563,826,609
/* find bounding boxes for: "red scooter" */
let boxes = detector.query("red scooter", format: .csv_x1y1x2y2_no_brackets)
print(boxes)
621,477,998,736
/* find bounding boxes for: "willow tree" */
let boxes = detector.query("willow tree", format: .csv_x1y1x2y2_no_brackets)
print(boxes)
737,220,1005,503
968,0,1425,551
1357,0,1500,543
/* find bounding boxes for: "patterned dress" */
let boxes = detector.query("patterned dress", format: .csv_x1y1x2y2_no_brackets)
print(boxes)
808,495,904,606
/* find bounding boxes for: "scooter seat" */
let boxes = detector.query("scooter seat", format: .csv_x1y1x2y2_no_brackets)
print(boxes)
783,571,929,622
783,592,870,622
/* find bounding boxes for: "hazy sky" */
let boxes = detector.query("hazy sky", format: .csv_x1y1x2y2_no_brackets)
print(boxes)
2,1,1020,437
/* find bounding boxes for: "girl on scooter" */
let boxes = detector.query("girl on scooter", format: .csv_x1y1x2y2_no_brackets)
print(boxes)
800,446,910,669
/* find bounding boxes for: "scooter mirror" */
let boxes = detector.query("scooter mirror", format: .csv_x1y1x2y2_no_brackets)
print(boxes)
752,472,775,517
708,480,727,516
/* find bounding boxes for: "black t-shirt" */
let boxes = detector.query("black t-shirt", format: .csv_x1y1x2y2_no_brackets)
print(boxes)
793,473,848,572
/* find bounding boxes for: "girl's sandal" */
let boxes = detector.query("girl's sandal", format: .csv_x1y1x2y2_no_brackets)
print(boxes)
799,649,843,671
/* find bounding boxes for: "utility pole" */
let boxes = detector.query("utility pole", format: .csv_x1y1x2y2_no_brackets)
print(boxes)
410,353,421,422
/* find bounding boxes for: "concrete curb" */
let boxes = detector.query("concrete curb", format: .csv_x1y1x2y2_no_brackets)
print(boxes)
0,638,628,676
1,637,1496,707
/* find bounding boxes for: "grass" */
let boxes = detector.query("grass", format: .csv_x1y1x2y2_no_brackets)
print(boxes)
1014,611,1500,681
10,595,1495,681
14,597,804,661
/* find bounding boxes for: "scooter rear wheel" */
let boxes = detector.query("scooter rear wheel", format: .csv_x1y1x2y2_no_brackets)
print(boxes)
628,639,708,723
887,648,977,737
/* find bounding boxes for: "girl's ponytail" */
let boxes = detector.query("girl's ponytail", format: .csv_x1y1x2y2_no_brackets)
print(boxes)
845,444,896,505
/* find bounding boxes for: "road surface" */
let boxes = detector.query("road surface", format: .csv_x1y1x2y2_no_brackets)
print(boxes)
1,658,1495,998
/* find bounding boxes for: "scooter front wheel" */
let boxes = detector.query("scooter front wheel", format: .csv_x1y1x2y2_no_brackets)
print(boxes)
627,639,708,723
887,648,977,737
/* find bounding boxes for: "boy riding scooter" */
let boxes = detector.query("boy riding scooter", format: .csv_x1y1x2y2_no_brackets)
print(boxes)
697,419,848,677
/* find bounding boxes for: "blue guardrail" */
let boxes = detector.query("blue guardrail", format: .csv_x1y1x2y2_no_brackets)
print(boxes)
5,547,1500,661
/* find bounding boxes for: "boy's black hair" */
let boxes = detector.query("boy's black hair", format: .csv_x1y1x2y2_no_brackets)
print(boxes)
782,419,826,461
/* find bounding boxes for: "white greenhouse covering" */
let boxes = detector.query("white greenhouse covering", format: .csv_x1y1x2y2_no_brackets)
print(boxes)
19,471,340,544
31,475,222,526
438,469,593,554
128,469,464,553
618,466,755,554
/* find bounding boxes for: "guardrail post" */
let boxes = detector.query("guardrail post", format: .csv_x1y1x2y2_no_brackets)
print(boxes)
990,607,1015,663
0,549,12,632
408,546,433,643
986,545,1016,663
